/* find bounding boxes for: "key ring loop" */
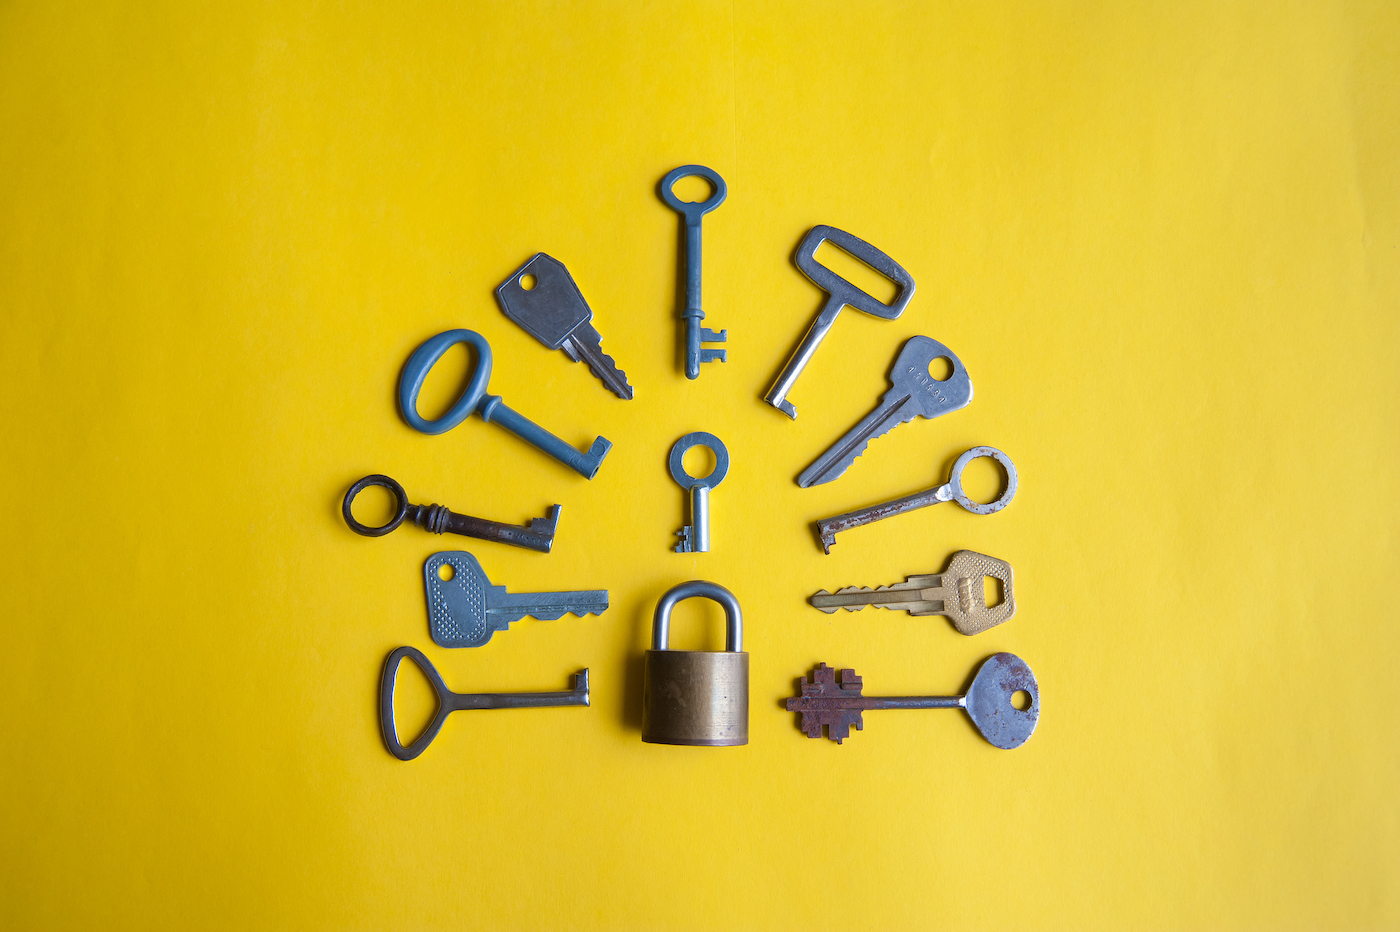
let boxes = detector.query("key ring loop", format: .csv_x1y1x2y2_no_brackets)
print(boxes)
659,165,727,224
379,646,454,761
948,446,1018,515
668,431,730,490
342,474,410,537
399,329,494,434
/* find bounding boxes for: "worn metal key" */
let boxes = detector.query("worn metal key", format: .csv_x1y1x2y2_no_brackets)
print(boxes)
424,551,609,648
379,646,589,760
765,225,916,419
341,474,559,553
815,446,1018,553
496,253,633,400
798,336,972,487
787,654,1040,748
659,165,728,379
810,550,1015,635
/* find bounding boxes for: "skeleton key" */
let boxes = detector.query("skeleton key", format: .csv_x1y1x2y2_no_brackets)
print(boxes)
815,446,1018,553
798,336,972,488
399,329,611,479
765,226,916,419
379,646,589,760
810,550,1015,635
786,654,1040,748
660,165,729,379
424,551,608,648
495,253,633,400
342,474,559,553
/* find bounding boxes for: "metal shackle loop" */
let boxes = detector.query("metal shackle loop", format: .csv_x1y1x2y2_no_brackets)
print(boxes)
651,580,742,652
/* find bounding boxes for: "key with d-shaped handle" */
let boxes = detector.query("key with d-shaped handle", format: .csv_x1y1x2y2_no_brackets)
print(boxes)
379,646,590,760
809,550,1015,635
797,336,972,488
765,225,916,419
424,551,608,648
787,654,1040,748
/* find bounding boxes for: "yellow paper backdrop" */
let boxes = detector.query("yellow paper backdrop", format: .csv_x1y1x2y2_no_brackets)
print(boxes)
2,2,1397,929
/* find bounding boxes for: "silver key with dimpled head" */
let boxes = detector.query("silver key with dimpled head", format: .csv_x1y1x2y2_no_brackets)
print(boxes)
810,550,1015,635
797,336,972,488
424,551,609,648
496,253,633,400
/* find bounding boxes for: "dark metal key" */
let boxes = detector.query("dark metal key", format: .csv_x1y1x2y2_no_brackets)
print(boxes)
660,165,728,379
342,474,559,553
496,253,633,400
379,646,590,760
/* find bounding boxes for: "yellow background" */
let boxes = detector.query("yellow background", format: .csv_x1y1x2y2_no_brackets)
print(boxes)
2,2,1397,929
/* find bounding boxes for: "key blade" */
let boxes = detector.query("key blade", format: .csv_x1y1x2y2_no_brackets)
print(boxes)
810,577,944,615
485,587,610,625
562,323,634,400
496,253,593,349
797,391,915,488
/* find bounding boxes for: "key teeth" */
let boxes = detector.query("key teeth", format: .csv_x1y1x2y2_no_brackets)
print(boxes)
675,526,695,553
699,347,727,364
700,327,727,343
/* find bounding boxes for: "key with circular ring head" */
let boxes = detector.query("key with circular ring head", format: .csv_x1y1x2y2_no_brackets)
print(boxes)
669,431,729,553
814,446,1018,553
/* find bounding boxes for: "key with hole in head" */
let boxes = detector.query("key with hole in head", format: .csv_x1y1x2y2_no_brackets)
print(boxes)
424,551,608,648
496,253,633,400
815,446,1018,553
379,646,590,760
669,431,729,553
660,165,728,379
798,336,972,488
786,654,1040,748
809,550,1015,635
765,225,916,419
341,474,560,553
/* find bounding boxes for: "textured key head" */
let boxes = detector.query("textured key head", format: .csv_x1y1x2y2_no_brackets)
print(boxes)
964,653,1040,749
495,253,592,349
940,550,1016,635
786,663,865,744
424,551,490,648
794,225,916,320
889,336,973,419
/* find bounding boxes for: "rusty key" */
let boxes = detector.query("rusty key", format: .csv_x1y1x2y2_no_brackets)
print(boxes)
342,474,559,553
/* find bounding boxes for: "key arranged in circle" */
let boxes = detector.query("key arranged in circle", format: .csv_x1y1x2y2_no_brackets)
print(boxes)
809,550,1015,635
797,336,973,488
786,653,1040,748
424,551,609,648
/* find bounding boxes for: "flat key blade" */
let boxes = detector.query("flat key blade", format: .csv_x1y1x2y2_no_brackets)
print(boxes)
562,322,634,400
485,586,610,625
810,575,944,614
797,336,974,488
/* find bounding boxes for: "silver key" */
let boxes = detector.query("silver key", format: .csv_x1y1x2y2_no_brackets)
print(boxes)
815,446,1018,553
669,432,729,553
797,336,972,488
424,551,609,648
810,550,1015,635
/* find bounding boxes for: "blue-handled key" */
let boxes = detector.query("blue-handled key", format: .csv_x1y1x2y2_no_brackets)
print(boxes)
660,164,728,379
399,329,612,479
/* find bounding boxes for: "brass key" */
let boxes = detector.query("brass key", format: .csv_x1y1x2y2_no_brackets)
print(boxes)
809,550,1015,636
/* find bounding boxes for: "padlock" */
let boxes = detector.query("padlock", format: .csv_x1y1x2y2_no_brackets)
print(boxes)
642,580,749,747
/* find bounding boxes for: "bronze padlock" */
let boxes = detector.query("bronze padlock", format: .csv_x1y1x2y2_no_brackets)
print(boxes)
642,581,748,747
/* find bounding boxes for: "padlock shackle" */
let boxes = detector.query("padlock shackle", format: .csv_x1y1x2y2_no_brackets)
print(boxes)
652,580,743,652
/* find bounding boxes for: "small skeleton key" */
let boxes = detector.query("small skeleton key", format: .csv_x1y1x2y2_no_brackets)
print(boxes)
669,431,729,553
496,253,634,400
798,336,972,488
379,646,590,760
815,446,1018,553
342,474,560,553
660,165,728,379
786,654,1040,748
810,550,1015,635
424,551,609,648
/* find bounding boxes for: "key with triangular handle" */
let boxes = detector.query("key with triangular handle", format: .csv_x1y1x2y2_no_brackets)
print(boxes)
809,550,1014,635
424,551,608,648
786,654,1040,748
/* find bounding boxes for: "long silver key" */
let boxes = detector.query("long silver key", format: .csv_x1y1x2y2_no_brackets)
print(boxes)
809,550,1015,635
815,446,1018,553
496,253,633,400
797,336,972,488
424,551,609,648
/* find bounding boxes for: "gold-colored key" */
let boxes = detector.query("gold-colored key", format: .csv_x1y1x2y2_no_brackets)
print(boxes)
809,550,1015,635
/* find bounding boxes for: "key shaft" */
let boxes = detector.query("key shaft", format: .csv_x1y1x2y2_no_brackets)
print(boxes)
478,394,611,479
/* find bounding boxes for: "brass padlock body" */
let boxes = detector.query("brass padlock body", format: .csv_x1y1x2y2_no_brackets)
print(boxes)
642,649,749,746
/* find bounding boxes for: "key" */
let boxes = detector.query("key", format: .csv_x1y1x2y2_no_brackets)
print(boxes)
379,646,590,760
399,328,612,479
786,653,1040,748
341,474,560,553
423,551,608,648
765,225,916,419
668,431,729,553
659,165,728,379
797,336,972,488
815,446,1018,553
809,550,1015,635
495,253,634,400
